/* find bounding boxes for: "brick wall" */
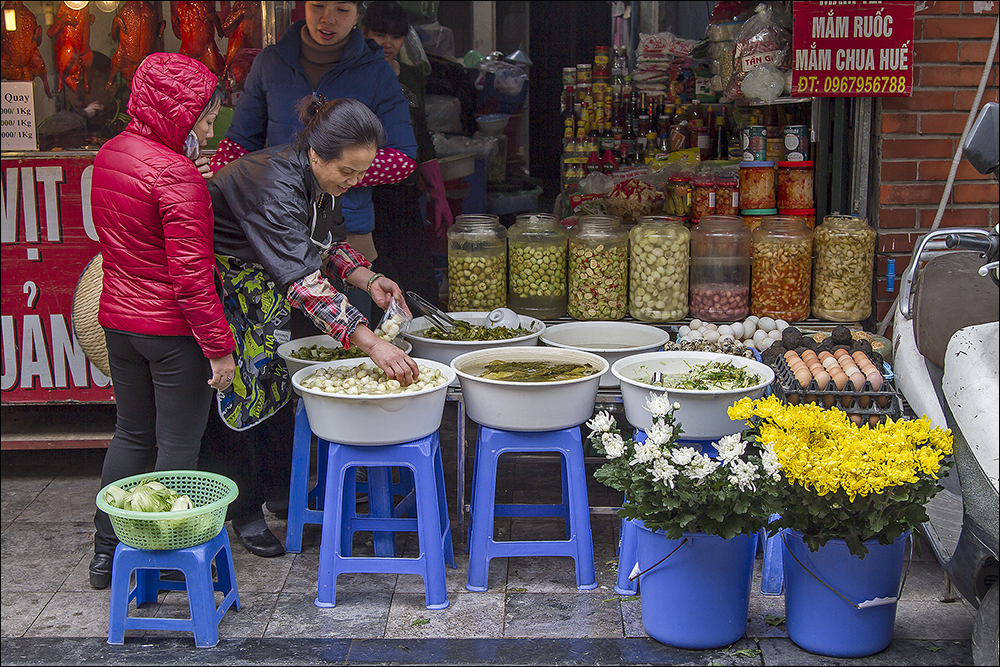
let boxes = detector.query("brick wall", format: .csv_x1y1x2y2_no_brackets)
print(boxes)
875,0,999,328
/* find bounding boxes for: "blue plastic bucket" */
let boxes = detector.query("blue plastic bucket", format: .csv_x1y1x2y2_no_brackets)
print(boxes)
634,521,757,649
782,528,908,657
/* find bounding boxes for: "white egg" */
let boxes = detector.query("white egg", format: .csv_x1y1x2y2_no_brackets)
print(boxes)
768,329,783,340
730,322,745,339
678,325,691,336
758,316,776,332
757,337,775,351
745,315,759,325
690,319,704,330
744,339,757,350
743,320,757,337
688,329,703,339
678,335,691,343
704,330,720,343
753,329,768,343
775,319,789,331
717,324,734,337
704,322,718,331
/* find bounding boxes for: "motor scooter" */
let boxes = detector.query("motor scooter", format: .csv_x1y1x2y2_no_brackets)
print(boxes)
892,102,998,666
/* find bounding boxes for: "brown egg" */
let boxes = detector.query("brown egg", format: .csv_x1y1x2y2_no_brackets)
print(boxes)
784,350,799,363
841,362,860,377
852,350,874,370
808,361,826,376
813,369,832,391
831,371,850,391
788,359,807,375
822,356,839,371
833,348,851,361
802,350,819,363
850,370,867,391
794,367,813,389
850,413,864,425
818,350,833,362
869,415,882,428
866,368,883,391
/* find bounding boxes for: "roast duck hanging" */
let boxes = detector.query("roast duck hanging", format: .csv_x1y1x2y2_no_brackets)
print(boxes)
220,0,261,94
107,1,165,91
47,1,95,94
170,0,225,78
1,1,52,97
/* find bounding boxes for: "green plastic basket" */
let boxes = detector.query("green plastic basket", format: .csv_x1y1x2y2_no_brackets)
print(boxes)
95,471,239,550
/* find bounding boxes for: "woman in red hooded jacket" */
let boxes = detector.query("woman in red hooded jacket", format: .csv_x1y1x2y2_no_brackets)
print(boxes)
87,52,237,589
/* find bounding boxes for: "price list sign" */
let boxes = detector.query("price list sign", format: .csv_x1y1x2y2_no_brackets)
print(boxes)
791,1,914,97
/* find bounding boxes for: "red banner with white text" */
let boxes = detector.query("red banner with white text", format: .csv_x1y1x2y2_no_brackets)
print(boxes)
792,1,915,97
1,154,115,403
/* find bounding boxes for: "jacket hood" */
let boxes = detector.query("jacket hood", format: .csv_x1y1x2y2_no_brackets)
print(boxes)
126,52,217,154
275,20,383,74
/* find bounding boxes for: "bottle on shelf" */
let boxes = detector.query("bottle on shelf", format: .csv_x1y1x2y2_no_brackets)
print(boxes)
562,86,577,139
585,149,603,175
601,149,617,175
714,111,729,160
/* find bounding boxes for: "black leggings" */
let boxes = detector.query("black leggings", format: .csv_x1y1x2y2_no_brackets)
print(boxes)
93,330,214,556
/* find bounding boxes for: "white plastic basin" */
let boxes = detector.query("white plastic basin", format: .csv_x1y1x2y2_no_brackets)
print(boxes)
291,358,454,445
402,312,544,386
540,321,671,388
278,334,412,377
612,351,775,440
450,347,608,432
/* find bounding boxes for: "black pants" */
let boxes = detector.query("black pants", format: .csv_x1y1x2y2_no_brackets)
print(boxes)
93,331,213,556
198,384,295,525
371,182,440,321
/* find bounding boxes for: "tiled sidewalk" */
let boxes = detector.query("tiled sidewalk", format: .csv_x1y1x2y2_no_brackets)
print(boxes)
1,402,977,665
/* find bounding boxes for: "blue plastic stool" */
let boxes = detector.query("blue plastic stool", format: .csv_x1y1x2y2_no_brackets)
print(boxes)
466,426,597,592
285,401,413,554
613,432,722,595
315,432,455,610
615,516,640,595
107,528,240,648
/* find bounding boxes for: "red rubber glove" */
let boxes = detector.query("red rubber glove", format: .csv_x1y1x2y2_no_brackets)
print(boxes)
419,159,453,240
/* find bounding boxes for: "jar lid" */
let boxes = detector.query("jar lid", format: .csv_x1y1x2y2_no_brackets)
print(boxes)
668,174,691,182
777,161,815,168
692,176,716,186
716,176,738,185
739,160,775,168
779,208,816,215
740,208,779,215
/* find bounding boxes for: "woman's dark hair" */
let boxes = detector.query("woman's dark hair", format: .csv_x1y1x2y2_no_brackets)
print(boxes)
198,84,225,121
360,1,409,38
295,95,387,159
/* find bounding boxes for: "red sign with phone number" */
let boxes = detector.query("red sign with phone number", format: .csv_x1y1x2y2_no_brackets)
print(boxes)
791,1,914,97
1,154,115,403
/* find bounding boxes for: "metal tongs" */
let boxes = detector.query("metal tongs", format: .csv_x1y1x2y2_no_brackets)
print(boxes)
406,291,465,333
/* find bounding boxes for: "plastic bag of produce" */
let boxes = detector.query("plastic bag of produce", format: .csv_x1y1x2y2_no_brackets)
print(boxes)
726,2,791,102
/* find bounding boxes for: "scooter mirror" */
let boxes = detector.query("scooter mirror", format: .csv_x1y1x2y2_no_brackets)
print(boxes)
963,102,998,177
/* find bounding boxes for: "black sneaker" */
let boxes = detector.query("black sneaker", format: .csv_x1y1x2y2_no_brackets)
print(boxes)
89,553,112,590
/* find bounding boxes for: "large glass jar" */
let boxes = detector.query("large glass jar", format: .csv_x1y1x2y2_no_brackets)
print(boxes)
690,215,751,321
812,214,877,321
507,213,568,319
629,216,690,321
739,160,776,210
568,215,629,320
447,214,507,311
751,215,813,322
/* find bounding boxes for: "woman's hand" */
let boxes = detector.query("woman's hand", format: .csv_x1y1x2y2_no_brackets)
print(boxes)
368,274,412,317
194,155,213,182
351,326,418,385
208,354,237,390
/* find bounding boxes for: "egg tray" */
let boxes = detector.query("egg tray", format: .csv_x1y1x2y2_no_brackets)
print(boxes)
768,356,902,423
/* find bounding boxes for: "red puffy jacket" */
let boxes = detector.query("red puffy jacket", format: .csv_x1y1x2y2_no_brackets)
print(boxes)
92,53,235,360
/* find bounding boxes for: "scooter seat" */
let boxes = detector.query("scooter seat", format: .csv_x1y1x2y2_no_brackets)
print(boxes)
914,251,999,368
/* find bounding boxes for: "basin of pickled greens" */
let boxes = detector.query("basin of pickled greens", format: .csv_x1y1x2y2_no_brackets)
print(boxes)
636,359,762,390
410,323,533,341
476,359,601,382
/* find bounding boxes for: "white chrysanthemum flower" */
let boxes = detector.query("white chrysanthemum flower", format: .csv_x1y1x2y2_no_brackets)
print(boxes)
602,432,625,459
683,453,719,483
644,393,671,417
650,458,679,489
761,443,781,480
586,410,615,433
715,433,747,464
629,440,662,467
672,402,681,411
669,446,698,466
727,458,760,492
645,423,672,446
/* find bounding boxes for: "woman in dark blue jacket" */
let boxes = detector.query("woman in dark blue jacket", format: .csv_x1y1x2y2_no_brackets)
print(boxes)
210,1,417,264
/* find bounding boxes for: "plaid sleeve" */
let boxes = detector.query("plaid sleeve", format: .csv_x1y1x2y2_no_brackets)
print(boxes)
357,147,418,187
286,270,368,348
324,240,371,281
